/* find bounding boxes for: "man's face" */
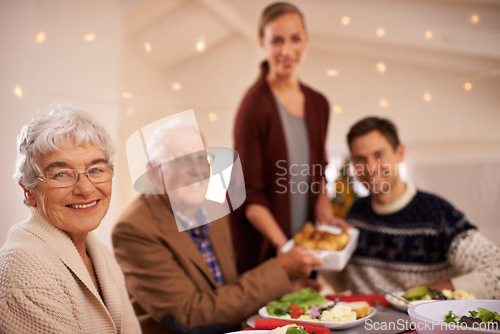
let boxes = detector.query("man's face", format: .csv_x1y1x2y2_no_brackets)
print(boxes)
160,129,210,208
350,130,404,196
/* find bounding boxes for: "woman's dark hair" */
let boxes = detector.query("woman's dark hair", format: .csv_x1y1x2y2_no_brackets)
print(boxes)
347,117,400,151
257,2,305,81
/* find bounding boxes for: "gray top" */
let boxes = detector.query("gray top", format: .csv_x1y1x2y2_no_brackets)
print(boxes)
274,97,310,236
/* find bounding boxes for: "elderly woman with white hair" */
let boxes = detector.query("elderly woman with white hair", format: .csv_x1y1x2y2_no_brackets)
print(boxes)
0,104,141,333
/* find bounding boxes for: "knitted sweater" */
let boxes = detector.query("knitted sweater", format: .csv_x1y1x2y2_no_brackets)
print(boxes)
0,208,141,333
346,184,500,299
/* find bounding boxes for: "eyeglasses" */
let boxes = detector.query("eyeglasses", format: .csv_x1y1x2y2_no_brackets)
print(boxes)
37,164,114,188
159,152,215,169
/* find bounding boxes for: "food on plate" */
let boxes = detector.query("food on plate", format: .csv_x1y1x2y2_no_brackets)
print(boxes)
402,285,475,302
266,289,372,324
344,301,371,318
320,305,356,322
444,307,500,328
266,288,328,317
441,289,476,300
293,223,350,251
268,324,308,334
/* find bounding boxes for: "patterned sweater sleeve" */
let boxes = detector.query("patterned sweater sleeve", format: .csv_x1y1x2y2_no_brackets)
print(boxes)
447,229,500,299
0,250,81,334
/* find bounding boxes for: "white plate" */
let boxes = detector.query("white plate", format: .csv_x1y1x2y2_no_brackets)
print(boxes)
258,304,376,330
281,226,359,271
225,331,268,334
408,299,500,333
385,291,409,312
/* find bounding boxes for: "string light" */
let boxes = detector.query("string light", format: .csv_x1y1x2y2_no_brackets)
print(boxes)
122,92,132,99
333,105,343,114
379,98,389,108
425,30,433,40
196,36,206,52
144,42,152,53
83,33,96,42
341,16,351,25
35,31,46,44
326,69,339,77
172,82,182,91
208,113,217,122
14,85,23,97
471,14,479,24
423,92,432,102
376,62,386,73
376,28,385,37
464,82,473,91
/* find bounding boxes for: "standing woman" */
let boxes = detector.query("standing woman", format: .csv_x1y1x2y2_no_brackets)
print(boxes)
231,2,341,273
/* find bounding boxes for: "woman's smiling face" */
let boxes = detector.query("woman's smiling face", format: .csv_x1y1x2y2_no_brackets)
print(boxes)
260,12,308,78
26,138,112,240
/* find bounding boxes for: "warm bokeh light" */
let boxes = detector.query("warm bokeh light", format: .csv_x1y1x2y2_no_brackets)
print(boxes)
423,92,432,102
341,16,351,25
376,28,385,37
144,42,152,53
425,30,433,40
471,14,479,24
14,85,23,97
126,108,135,117
196,37,206,52
326,69,339,77
83,33,96,42
208,113,218,122
376,62,386,73
35,31,46,44
122,91,132,99
464,82,473,91
172,82,182,91
379,98,389,108
333,105,343,114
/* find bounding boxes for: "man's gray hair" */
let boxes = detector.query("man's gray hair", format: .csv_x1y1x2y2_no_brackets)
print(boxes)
14,102,115,190
146,118,200,164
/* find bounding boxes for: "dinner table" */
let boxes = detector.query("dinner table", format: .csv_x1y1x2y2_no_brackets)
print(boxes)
241,294,417,334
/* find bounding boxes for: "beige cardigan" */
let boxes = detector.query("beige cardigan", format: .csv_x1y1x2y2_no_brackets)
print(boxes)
0,208,141,334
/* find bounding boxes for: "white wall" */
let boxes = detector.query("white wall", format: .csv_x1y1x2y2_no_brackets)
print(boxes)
0,0,123,247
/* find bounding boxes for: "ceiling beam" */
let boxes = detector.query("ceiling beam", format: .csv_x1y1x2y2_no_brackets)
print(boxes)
195,0,254,41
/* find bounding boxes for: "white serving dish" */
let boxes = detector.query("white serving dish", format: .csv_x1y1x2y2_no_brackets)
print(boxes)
408,299,500,334
281,226,359,271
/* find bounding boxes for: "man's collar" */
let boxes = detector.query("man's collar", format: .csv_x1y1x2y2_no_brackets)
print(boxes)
371,182,417,215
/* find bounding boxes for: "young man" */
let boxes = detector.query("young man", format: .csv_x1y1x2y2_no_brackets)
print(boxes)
344,116,499,299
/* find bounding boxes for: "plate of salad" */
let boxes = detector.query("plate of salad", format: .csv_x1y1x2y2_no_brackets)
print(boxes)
408,299,500,333
385,286,476,312
258,288,376,330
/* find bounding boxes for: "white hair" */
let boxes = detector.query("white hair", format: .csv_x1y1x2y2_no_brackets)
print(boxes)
146,118,201,164
14,102,115,190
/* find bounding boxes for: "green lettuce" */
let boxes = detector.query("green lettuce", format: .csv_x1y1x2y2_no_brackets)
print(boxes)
266,288,328,316
286,326,308,334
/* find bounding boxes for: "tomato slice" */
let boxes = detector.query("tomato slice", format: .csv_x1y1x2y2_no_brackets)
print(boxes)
290,309,306,319
289,304,299,312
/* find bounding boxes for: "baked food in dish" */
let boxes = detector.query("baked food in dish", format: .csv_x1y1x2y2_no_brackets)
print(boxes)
294,223,351,251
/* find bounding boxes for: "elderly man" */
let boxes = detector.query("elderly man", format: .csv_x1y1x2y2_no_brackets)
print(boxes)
343,116,500,299
112,119,323,334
